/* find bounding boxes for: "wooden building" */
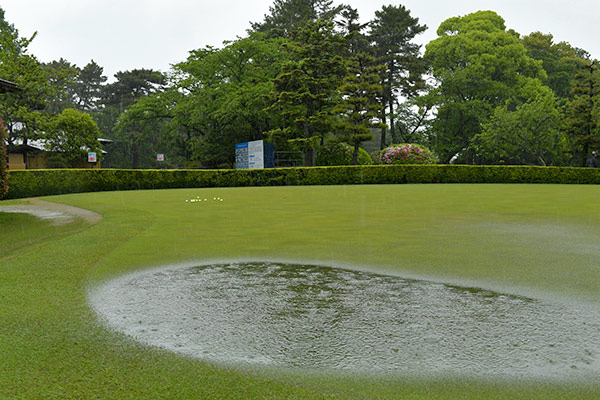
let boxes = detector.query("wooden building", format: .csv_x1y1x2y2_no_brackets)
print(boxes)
6,138,112,170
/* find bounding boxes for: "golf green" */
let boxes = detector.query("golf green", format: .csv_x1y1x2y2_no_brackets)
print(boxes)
1,184,599,399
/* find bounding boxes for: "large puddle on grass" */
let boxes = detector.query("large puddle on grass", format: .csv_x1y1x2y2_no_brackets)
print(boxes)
89,262,600,380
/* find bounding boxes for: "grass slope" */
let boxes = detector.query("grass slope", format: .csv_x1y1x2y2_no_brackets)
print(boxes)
1,184,599,399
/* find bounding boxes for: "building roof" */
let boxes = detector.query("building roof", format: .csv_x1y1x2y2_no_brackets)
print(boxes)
7,138,108,154
0,78,20,93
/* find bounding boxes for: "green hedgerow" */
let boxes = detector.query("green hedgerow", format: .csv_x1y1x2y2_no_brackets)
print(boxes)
0,122,8,199
373,143,436,165
315,142,373,166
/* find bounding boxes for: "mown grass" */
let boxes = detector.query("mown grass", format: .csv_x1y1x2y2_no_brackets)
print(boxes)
1,184,599,399
0,208,89,262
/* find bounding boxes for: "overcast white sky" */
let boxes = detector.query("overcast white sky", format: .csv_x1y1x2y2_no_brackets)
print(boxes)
2,0,599,80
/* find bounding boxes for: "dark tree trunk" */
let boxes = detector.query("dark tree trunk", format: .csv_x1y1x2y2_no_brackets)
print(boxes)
389,97,395,143
352,142,360,165
303,119,314,167
132,140,139,169
379,109,387,150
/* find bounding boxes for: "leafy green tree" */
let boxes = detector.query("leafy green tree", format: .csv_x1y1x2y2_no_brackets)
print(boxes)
315,141,372,166
117,35,288,168
268,19,346,166
424,11,545,163
44,108,102,166
169,35,288,168
476,82,568,166
522,32,583,99
369,5,427,147
113,92,179,168
98,69,165,168
0,7,55,166
565,58,600,165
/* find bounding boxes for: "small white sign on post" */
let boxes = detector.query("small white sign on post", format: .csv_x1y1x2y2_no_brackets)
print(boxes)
88,152,97,163
157,154,165,162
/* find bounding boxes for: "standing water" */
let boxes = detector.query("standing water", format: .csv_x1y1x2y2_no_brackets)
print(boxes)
89,262,600,380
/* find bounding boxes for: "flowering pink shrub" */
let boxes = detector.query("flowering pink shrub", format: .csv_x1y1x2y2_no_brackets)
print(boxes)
373,143,436,165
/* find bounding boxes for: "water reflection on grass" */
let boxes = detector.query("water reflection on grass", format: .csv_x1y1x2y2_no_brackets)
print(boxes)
90,262,600,380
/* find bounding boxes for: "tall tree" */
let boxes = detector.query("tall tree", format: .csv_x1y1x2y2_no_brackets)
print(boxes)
113,94,174,168
99,69,165,168
424,11,545,163
102,69,165,113
167,35,288,168
334,51,383,164
522,32,583,99
0,7,54,167
369,5,427,147
476,82,568,166
267,19,347,166
43,58,78,113
334,7,383,164
73,60,107,112
251,0,342,37
565,58,600,165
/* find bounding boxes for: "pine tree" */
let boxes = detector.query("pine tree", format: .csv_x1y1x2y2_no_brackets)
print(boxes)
369,5,426,148
267,19,346,166
334,7,384,164
566,58,600,165
251,0,342,37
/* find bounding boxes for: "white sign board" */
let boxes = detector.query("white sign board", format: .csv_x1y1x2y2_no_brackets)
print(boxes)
88,152,97,163
248,140,264,169
235,140,264,169
157,154,164,162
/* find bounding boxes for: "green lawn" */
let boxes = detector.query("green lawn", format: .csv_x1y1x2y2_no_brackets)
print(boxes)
1,184,599,399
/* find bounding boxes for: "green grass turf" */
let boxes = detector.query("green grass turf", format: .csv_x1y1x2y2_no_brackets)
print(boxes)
1,184,599,399
0,209,89,262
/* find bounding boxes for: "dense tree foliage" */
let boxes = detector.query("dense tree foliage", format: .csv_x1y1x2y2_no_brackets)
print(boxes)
74,60,107,112
268,19,347,166
100,69,166,168
565,58,600,166
42,58,78,113
251,0,342,37
476,82,568,166
2,2,600,170
169,35,288,168
424,11,546,164
522,32,583,99
44,108,102,167
0,8,52,151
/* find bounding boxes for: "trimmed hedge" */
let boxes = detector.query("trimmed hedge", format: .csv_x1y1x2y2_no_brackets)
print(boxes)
4,165,600,199
0,124,7,200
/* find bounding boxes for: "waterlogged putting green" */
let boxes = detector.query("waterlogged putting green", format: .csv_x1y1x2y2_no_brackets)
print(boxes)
90,261,600,381
2,184,600,399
